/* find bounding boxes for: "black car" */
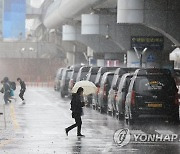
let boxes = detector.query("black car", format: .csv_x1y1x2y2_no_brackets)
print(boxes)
54,68,64,91
76,66,91,82
92,67,118,109
86,67,100,83
98,72,115,113
107,68,136,116
86,67,100,106
115,73,133,119
68,65,83,96
60,68,73,97
125,68,179,124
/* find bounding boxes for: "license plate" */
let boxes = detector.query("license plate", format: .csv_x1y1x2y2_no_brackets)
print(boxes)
148,104,162,108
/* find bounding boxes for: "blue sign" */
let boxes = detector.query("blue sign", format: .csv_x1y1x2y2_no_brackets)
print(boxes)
147,54,155,62
3,0,26,39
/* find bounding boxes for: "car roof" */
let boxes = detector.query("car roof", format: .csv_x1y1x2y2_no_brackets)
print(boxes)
79,66,91,72
98,67,119,74
135,68,172,76
88,67,100,73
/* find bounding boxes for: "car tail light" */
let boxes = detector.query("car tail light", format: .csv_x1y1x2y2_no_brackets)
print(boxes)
175,93,179,105
69,79,74,89
131,91,135,106
97,86,100,94
114,91,117,100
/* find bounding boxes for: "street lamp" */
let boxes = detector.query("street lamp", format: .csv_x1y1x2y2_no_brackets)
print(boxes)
133,47,147,68
20,47,26,58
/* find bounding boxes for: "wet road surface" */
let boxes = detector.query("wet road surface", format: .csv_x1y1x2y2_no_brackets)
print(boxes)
0,87,179,154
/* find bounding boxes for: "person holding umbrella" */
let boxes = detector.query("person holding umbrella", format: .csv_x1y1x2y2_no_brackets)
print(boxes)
65,87,85,137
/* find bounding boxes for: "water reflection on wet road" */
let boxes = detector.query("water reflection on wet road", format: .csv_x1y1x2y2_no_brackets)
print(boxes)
0,87,179,154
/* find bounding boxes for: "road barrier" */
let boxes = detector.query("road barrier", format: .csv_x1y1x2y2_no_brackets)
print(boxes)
26,82,54,88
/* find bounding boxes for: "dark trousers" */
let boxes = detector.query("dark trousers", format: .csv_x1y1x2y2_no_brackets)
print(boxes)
66,116,82,135
4,92,10,104
19,90,25,101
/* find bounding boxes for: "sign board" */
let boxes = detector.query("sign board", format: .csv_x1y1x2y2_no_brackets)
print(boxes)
131,36,164,51
147,54,155,62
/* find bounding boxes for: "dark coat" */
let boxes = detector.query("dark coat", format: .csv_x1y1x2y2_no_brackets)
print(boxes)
20,80,26,91
70,93,84,118
3,82,10,94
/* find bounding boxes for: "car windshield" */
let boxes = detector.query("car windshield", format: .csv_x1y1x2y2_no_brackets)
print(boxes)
89,74,97,83
80,72,89,80
134,75,177,95
101,74,114,87
66,71,72,79
72,72,78,81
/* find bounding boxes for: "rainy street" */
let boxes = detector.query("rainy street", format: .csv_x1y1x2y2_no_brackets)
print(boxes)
0,0,180,153
0,86,179,154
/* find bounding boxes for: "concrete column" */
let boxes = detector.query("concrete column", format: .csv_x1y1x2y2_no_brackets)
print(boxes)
117,0,144,23
66,52,75,66
62,25,77,41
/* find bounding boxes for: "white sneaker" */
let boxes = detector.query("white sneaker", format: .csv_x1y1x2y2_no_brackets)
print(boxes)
22,100,26,104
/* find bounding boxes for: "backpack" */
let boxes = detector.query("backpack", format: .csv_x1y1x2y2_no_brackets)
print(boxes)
10,82,16,90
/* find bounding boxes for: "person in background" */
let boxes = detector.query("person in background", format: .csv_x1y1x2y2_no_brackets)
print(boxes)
65,87,85,137
17,78,26,104
9,86,17,102
2,77,11,104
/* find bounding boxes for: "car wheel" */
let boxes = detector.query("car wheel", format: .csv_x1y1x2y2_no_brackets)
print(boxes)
171,112,179,124
126,114,134,125
119,113,124,120
108,110,113,116
125,109,135,125
100,106,106,114
100,106,103,113
61,92,65,98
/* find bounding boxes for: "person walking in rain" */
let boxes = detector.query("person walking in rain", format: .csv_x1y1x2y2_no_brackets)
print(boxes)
17,78,26,104
65,87,85,137
1,77,11,104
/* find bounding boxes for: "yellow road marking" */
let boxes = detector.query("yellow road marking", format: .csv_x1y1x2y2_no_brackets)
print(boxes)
0,139,13,149
10,104,20,130
0,104,20,149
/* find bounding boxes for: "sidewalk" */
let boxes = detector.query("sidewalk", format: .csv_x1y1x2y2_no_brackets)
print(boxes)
0,103,16,146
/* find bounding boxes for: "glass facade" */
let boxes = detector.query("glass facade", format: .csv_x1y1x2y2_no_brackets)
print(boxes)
3,0,26,39
0,0,3,36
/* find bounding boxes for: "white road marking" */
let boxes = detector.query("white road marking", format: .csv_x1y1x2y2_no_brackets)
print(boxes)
155,130,175,135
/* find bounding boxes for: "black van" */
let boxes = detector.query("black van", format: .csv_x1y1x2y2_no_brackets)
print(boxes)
54,68,64,91
86,67,100,83
98,72,115,113
86,67,100,106
60,68,73,97
107,68,128,115
115,73,133,119
76,66,91,82
107,68,136,116
68,65,83,96
92,67,118,109
125,68,179,124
